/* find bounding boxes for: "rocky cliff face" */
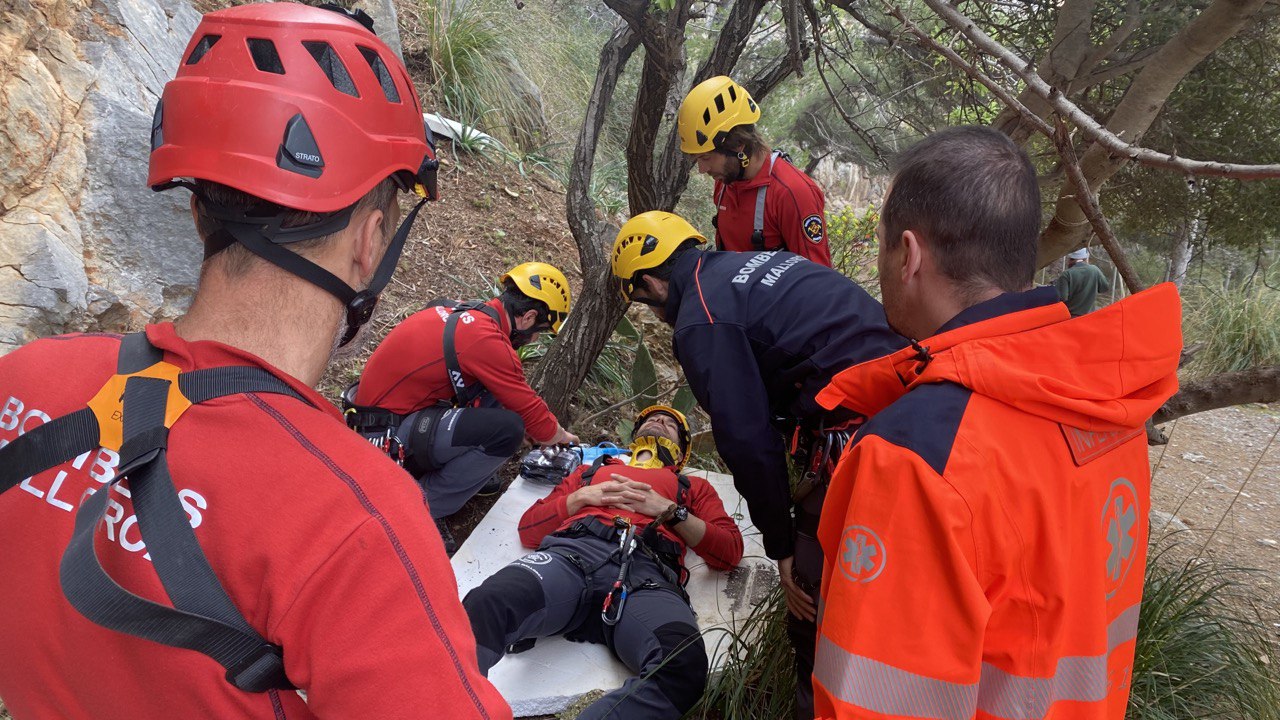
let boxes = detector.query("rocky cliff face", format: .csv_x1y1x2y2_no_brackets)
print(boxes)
1,0,202,354
0,0,405,355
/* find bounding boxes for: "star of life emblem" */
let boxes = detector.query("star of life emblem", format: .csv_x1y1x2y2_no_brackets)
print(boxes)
1102,477,1140,599
836,525,887,583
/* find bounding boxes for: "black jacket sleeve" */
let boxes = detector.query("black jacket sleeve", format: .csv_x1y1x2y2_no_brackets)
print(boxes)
675,321,794,560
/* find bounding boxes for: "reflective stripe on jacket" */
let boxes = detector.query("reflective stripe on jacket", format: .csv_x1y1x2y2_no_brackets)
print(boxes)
812,284,1182,720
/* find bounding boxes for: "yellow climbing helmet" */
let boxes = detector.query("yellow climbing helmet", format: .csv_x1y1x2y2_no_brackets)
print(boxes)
611,211,707,301
629,404,692,471
677,75,761,155
500,262,572,332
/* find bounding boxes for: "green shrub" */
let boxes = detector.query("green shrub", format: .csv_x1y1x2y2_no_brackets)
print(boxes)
689,585,797,719
826,205,880,294
1130,543,1280,720
1181,285,1280,379
408,0,545,147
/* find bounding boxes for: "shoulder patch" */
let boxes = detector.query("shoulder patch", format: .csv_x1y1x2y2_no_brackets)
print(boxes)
802,214,824,243
856,381,971,476
1060,425,1144,466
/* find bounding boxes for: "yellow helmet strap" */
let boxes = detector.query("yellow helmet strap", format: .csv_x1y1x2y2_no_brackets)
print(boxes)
627,435,683,469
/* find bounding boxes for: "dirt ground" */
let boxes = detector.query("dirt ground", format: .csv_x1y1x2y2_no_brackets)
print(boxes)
1148,402,1280,641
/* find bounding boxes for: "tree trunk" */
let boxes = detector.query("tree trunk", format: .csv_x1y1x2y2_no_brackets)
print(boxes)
1037,0,1268,265
533,0,796,420
1168,220,1193,289
530,24,639,419
1153,366,1280,425
992,0,1098,144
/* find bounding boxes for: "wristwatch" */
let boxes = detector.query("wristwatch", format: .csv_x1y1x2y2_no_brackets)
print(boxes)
664,504,690,528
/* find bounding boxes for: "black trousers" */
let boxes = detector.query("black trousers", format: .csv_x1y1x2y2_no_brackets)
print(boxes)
463,534,709,719
787,484,827,720
398,406,523,518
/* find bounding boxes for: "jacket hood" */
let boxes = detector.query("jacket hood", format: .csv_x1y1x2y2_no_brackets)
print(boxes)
818,283,1182,432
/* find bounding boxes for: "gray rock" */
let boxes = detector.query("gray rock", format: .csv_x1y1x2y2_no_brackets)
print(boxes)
0,0,406,353
1150,509,1190,535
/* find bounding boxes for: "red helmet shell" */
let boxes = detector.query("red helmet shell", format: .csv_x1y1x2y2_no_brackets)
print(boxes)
148,3,432,213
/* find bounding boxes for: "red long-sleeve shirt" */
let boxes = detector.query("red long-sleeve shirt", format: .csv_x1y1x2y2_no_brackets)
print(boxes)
0,325,510,720
355,297,559,442
712,153,831,266
517,459,743,571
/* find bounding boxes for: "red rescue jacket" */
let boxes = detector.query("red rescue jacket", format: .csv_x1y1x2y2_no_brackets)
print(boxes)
0,325,510,720
355,297,559,442
713,153,832,266
517,458,744,572
812,285,1182,720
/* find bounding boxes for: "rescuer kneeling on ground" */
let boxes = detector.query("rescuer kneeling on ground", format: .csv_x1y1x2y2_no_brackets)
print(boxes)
349,262,579,552
463,405,744,720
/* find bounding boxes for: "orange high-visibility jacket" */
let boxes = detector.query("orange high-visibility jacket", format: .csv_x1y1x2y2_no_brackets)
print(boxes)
812,285,1182,720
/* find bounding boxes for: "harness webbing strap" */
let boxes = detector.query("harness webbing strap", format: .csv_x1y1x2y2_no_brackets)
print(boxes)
442,302,501,407
0,332,316,693
61,374,290,692
0,409,99,495
713,150,783,252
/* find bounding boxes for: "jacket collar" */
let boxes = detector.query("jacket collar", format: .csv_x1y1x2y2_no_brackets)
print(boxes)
663,249,706,323
935,286,1060,334
817,287,1070,418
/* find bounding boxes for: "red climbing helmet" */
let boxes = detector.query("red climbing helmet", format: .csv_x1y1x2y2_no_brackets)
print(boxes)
148,2,438,212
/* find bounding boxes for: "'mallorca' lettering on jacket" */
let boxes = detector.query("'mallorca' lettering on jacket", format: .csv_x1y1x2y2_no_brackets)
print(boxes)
760,256,805,287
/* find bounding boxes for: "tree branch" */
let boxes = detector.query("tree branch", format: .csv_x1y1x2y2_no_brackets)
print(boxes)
1153,366,1280,425
566,22,640,250
911,0,1280,180
825,0,896,43
534,22,640,416
653,0,772,208
1052,118,1146,293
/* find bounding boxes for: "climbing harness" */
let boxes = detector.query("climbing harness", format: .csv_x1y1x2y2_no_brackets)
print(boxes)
713,150,787,252
601,518,637,625
0,332,310,692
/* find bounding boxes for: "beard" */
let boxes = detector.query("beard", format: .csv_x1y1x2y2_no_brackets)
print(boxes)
509,327,540,350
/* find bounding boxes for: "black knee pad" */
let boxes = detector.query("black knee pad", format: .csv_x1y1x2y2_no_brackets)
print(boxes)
462,565,545,653
484,411,525,456
450,409,525,457
650,621,709,713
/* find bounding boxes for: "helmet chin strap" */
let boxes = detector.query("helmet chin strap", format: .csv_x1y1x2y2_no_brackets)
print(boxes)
199,194,426,347
718,147,751,183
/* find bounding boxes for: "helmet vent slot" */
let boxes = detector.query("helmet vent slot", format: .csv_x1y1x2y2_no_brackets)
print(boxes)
714,93,725,113
247,38,284,74
304,41,359,97
186,34,220,65
359,46,400,103
727,85,737,102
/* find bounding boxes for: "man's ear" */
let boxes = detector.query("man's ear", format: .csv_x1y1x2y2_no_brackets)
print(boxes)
351,206,388,285
899,230,926,287
641,274,666,298
517,308,540,330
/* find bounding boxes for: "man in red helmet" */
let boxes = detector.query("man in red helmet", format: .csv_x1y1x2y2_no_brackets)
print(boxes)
0,4,509,719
